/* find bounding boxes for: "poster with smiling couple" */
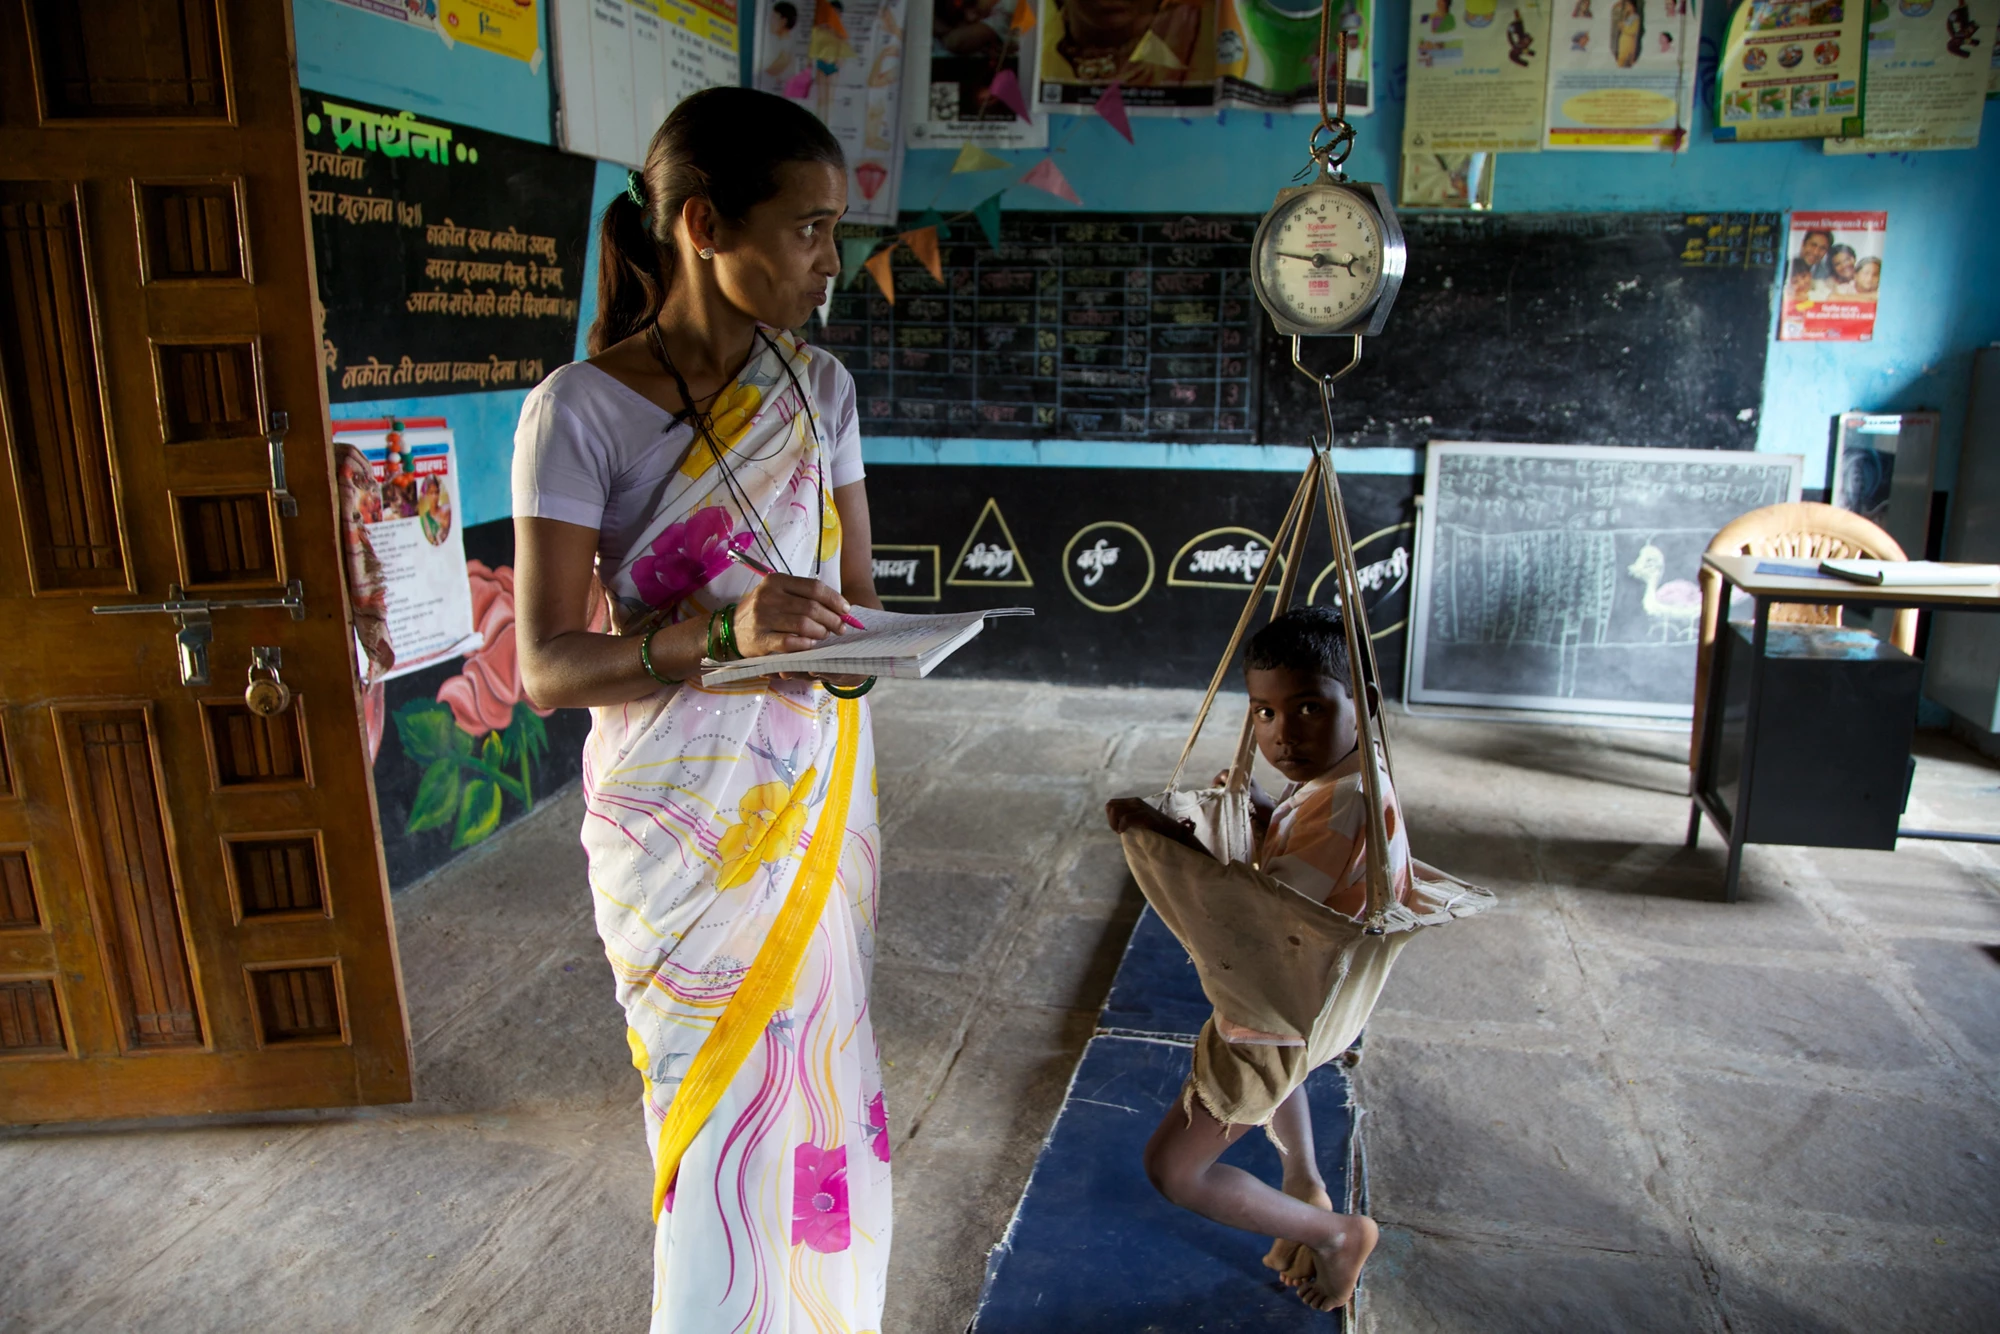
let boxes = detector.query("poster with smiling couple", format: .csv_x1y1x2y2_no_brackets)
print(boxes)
1778,211,1886,342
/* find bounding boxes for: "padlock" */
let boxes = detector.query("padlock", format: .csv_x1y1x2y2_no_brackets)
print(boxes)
245,647,293,717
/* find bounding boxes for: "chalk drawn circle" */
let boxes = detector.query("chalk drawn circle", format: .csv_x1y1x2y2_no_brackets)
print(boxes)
1062,521,1155,613
1308,521,1413,640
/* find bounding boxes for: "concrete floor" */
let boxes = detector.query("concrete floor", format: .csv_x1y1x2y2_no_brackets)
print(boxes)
3,681,1997,1332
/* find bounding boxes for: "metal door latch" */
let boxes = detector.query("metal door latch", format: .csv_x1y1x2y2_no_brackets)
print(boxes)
267,410,297,517
91,580,305,686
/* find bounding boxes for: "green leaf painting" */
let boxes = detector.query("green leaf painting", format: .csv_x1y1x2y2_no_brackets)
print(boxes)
392,693,548,851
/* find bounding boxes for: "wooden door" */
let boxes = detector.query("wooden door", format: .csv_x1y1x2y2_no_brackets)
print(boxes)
0,0,412,1121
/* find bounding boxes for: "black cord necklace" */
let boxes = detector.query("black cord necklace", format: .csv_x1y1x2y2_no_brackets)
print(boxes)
647,323,827,579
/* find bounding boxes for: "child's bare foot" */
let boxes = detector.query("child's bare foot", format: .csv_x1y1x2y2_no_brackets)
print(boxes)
1295,1213,1379,1312
1261,1180,1333,1286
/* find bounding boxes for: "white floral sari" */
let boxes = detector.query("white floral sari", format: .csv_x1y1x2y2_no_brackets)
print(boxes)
581,329,888,1332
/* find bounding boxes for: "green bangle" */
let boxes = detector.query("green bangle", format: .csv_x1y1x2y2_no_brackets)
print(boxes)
719,602,741,660
705,607,724,662
823,676,875,699
640,624,680,687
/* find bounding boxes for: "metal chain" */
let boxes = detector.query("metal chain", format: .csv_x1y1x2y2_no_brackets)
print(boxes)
1308,0,1356,174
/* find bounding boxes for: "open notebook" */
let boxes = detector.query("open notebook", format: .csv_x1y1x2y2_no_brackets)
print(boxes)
698,605,1034,686
1818,559,2000,588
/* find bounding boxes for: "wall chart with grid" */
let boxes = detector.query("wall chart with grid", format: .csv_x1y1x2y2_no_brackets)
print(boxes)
820,213,1262,441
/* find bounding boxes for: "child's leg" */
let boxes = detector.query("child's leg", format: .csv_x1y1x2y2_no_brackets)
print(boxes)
1143,1093,1377,1312
1262,1084,1334,1284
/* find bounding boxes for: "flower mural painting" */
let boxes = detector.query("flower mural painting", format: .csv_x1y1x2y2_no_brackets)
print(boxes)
631,505,755,612
393,560,555,851
791,1143,851,1253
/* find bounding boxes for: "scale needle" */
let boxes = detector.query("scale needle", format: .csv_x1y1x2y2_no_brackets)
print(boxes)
1275,251,1362,272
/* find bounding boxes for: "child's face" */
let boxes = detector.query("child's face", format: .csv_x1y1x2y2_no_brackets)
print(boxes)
1245,665,1358,784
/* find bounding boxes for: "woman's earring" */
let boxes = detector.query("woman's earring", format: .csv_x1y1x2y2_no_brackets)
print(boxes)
698,247,715,260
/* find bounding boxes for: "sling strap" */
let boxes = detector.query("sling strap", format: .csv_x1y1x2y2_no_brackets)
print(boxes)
649,695,864,1221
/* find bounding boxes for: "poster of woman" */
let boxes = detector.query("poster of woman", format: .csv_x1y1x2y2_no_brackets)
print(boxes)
1036,0,1220,110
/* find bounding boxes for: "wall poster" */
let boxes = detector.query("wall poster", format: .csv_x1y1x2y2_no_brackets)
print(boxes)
1778,210,1886,341
1543,0,1702,150
1037,0,1221,111
903,0,1048,146
755,0,911,224
303,92,595,402
1402,0,1554,154
439,0,546,61
1713,0,1869,140
552,0,742,169
333,418,481,683
1825,0,1995,153
1217,0,1374,115
1399,150,1496,207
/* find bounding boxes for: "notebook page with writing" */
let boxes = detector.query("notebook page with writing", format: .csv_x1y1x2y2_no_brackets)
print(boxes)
699,605,1033,685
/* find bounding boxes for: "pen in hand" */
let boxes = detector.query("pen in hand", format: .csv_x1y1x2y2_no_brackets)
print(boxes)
727,547,867,630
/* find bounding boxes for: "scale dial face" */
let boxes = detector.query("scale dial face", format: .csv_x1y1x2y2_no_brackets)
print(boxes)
1253,187,1387,335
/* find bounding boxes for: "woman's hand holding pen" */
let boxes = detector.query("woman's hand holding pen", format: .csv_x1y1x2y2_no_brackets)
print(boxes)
731,573,855,656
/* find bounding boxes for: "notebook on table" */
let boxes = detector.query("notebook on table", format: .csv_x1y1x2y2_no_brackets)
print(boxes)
1817,559,2000,588
698,605,1033,686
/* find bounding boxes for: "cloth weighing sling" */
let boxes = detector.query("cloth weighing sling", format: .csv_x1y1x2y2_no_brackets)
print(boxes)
1121,446,1494,1125
576,330,889,1330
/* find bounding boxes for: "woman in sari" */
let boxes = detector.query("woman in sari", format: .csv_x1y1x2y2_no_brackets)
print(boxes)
512,88,889,1331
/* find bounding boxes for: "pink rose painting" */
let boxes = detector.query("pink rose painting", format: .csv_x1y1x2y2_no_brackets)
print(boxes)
791,1143,851,1253
439,560,556,737
390,560,557,851
630,506,752,611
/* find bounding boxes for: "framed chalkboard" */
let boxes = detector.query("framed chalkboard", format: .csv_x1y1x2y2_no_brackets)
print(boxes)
1408,442,1802,717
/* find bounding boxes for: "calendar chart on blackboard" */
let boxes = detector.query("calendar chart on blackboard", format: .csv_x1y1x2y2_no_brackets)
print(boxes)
822,214,1261,440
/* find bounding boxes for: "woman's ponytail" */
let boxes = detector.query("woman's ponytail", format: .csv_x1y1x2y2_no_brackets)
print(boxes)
583,88,843,357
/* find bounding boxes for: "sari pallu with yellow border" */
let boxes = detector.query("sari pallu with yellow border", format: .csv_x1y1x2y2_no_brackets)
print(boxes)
581,330,889,1332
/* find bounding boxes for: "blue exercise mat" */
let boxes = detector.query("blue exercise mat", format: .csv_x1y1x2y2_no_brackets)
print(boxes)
971,909,1361,1332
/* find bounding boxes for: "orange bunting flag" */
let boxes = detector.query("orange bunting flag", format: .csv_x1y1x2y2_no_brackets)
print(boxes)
864,246,897,304
814,0,848,39
1010,0,1037,31
903,226,943,283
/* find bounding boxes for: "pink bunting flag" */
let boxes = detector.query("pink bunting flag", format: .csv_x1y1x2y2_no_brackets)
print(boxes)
1094,80,1133,143
987,68,1032,123
783,69,814,98
1020,157,1081,206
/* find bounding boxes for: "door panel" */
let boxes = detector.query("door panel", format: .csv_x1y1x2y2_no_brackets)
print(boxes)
0,0,412,1123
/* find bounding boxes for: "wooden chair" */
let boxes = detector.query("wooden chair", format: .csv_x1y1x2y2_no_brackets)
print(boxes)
1689,502,1917,784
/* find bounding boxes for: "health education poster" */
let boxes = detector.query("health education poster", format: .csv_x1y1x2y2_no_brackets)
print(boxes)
552,0,741,169
333,0,546,64
332,418,481,683
902,0,1048,147
1037,0,1221,112
756,0,910,223
1543,0,1702,150
1217,0,1374,115
1400,150,1496,207
1826,0,1996,153
1778,211,1886,341
1714,0,1868,141
1403,0,1554,153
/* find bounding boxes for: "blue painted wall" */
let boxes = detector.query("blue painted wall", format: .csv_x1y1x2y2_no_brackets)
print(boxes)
299,0,2000,504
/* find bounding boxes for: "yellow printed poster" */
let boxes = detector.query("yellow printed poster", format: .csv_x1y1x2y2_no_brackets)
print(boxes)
440,0,544,64
1402,0,1554,153
1543,0,1703,150
1826,0,1995,151
1713,0,1868,140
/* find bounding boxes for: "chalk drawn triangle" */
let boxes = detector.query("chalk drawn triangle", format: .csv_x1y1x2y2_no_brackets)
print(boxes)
948,497,1034,587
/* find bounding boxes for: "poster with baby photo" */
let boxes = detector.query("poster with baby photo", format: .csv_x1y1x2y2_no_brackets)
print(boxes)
902,0,1048,147
1542,0,1702,151
332,417,480,683
1777,210,1885,342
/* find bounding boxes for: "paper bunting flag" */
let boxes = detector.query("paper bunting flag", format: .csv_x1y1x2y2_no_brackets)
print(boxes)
903,226,943,283
952,141,1013,173
863,247,896,303
814,0,848,39
1010,0,1037,30
1095,80,1133,143
1020,157,1081,205
783,69,814,98
915,208,950,242
988,68,1032,123
972,193,1005,250
1130,29,1186,68
839,237,878,288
